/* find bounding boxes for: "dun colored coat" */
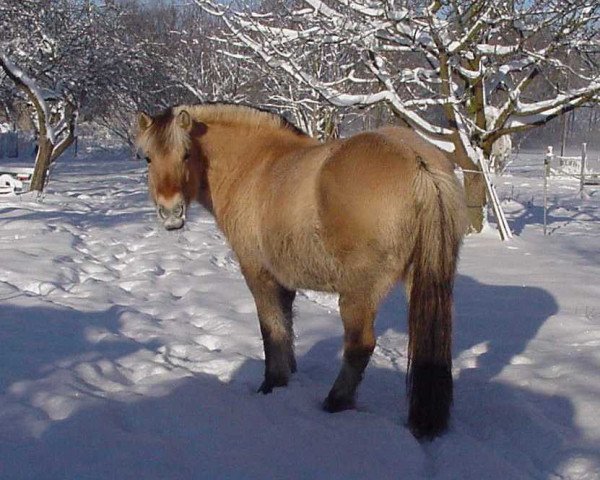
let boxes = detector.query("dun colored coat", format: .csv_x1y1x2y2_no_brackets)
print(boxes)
136,103,467,439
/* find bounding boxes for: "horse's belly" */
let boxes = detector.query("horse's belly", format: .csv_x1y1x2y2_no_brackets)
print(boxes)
259,161,342,290
262,231,341,292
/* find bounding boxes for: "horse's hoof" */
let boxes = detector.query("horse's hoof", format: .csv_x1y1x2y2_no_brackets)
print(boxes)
257,375,288,394
289,356,298,374
408,416,449,441
322,394,355,413
258,382,274,394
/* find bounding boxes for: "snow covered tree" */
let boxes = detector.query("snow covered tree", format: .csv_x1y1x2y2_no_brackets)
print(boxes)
191,0,358,138
90,1,254,148
0,0,141,191
161,5,250,104
195,0,600,231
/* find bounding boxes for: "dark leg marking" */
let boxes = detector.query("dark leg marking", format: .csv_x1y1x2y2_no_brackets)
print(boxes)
241,265,297,394
323,294,376,412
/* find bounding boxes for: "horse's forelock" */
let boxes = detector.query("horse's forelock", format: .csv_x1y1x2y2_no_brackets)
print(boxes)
137,108,191,158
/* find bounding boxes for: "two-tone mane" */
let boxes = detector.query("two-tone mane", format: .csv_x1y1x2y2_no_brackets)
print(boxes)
136,102,466,439
137,103,305,152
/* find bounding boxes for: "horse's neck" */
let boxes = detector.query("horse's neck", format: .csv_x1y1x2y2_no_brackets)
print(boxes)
202,125,316,228
205,125,314,180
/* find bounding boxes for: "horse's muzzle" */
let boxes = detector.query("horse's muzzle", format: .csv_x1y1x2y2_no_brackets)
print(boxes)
158,202,185,230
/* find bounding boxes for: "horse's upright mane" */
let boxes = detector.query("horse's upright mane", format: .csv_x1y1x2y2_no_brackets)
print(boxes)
137,102,307,157
176,102,307,137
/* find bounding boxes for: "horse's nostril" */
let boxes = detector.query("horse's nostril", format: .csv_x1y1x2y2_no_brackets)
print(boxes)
158,205,168,219
173,203,184,218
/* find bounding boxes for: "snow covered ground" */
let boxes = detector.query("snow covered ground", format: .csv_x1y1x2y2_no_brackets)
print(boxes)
1,147,599,479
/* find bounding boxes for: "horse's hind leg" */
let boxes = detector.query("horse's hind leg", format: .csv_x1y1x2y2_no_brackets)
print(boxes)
323,293,376,412
241,264,296,394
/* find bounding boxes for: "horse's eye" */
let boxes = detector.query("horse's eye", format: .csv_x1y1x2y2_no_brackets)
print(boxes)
145,156,151,164
183,152,190,162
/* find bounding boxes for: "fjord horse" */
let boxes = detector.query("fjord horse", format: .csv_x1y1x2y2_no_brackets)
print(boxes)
136,104,466,439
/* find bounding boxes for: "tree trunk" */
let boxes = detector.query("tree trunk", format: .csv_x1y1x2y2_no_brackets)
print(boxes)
1,54,77,193
463,171,487,233
30,137,53,192
447,134,487,234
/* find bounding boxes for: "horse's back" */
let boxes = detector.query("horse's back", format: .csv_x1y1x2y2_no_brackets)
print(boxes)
321,126,453,187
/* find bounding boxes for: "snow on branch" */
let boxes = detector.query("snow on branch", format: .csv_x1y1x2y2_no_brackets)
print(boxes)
0,53,55,143
195,0,600,171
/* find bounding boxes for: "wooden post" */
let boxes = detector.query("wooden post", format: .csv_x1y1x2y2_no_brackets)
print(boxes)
544,146,553,235
478,154,513,240
560,113,568,157
580,142,587,198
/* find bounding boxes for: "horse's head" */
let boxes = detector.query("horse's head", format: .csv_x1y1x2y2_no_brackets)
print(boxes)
136,108,200,230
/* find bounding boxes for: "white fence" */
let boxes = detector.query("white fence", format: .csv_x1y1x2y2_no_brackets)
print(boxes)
543,143,598,234
545,144,600,190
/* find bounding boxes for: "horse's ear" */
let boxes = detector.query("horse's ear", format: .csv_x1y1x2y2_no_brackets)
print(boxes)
138,112,153,131
177,110,192,132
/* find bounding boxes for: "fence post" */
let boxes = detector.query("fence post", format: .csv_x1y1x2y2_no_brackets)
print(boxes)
544,147,553,235
580,143,587,198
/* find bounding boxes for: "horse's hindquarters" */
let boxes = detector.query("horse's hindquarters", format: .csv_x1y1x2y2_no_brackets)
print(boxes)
257,134,424,294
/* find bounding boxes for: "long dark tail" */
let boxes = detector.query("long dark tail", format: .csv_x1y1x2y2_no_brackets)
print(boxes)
407,157,466,439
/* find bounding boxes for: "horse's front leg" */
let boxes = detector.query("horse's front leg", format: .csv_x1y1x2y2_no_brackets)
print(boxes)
241,263,297,393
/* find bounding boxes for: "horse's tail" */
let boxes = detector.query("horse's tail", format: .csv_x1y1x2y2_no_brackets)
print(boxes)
406,156,466,439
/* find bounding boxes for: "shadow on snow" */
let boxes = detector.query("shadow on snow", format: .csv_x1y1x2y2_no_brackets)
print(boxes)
1,274,596,479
